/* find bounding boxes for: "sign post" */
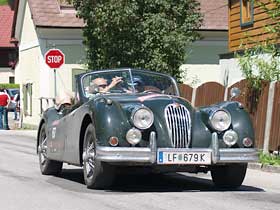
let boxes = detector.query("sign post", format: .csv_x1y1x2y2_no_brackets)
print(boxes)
44,49,65,97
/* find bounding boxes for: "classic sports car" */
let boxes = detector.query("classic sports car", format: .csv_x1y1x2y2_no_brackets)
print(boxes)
37,68,258,189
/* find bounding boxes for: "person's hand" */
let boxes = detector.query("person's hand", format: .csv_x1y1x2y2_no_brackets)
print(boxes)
109,76,123,88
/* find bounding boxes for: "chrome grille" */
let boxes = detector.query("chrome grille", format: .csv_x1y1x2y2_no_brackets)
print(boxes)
164,103,191,148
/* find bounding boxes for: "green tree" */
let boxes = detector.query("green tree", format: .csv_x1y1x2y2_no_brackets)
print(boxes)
237,0,280,90
73,0,202,80
236,0,280,112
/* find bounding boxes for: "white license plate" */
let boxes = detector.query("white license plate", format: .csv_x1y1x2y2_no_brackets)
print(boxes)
157,151,211,165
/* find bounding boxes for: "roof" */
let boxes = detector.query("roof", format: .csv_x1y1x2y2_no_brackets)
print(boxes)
28,0,84,28
27,0,227,30
0,5,15,47
198,0,228,30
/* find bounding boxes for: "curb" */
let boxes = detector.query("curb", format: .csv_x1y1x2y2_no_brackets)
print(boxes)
248,162,280,173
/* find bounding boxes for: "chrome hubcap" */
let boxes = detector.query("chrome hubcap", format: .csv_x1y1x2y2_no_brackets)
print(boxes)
39,133,47,166
83,142,95,179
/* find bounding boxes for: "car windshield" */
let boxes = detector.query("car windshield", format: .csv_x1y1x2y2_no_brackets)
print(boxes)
82,69,178,98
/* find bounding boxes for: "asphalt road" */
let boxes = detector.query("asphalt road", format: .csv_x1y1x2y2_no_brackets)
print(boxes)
0,130,280,210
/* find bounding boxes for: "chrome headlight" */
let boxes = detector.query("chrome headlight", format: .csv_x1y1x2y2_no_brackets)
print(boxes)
209,109,231,132
131,107,154,129
126,128,142,145
223,130,238,146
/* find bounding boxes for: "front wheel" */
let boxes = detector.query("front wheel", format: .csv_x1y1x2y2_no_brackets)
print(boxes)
38,123,63,175
82,123,115,189
211,163,247,189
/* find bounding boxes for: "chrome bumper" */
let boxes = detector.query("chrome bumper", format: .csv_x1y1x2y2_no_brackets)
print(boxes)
95,132,259,164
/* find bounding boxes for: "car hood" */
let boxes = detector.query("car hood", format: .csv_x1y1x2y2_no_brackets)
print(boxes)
104,93,193,112
91,93,199,147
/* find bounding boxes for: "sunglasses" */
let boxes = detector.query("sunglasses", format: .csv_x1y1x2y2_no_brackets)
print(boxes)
98,84,107,88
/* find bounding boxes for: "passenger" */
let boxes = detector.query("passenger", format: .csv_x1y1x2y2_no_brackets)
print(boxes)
132,76,144,92
126,76,144,93
55,91,73,115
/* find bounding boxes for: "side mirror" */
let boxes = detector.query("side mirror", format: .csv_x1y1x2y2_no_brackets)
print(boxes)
230,87,241,100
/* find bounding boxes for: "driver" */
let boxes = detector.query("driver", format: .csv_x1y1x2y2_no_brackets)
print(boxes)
91,76,123,93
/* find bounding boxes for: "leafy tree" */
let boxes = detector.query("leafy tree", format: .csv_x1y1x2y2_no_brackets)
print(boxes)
237,0,280,89
73,0,202,80
236,0,280,112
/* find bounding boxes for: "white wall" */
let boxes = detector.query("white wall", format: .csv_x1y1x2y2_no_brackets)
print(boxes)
181,64,223,87
219,57,244,87
0,68,15,83
181,31,228,87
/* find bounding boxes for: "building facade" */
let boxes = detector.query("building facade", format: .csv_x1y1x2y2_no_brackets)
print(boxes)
13,0,86,126
220,0,280,86
0,3,18,84
181,0,228,86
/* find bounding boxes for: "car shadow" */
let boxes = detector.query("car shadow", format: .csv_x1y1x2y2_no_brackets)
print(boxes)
52,168,264,193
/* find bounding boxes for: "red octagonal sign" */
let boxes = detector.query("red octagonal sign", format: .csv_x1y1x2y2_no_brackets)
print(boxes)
45,49,65,69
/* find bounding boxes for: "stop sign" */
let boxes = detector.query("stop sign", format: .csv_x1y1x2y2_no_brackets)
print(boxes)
45,49,65,69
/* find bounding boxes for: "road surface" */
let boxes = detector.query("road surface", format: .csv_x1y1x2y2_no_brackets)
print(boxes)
0,130,279,210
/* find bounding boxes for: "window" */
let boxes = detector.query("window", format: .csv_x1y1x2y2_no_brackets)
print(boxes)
9,77,15,84
58,0,76,14
240,0,254,27
58,0,73,5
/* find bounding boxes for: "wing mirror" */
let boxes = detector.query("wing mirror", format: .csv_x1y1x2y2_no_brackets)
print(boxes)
230,87,241,100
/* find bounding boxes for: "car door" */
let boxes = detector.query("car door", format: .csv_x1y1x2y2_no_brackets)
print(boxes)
47,109,67,161
62,103,87,165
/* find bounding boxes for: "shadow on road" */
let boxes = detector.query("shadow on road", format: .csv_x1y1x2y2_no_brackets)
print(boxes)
49,168,264,193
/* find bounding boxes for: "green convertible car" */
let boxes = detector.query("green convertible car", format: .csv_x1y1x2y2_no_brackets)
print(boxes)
37,68,258,189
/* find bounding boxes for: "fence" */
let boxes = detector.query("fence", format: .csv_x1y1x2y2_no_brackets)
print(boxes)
269,82,280,152
179,79,279,152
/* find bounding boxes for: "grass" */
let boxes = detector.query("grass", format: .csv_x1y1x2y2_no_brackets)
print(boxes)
259,152,280,166
0,0,8,6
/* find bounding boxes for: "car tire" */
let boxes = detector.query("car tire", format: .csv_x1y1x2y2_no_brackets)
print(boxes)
211,163,247,189
38,123,63,175
82,123,115,189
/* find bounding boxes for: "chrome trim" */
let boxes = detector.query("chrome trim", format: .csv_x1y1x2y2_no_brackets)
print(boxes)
164,103,191,148
96,131,157,163
80,69,180,97
209,108,231,132
131,106,154,130
95,147,258,164
212,132,219,164
218,148,259,162
149,131,157,163
94,132,258,164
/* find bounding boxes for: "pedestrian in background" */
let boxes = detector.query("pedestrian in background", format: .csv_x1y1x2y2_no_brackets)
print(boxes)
12,93,20,120
0,88,10,130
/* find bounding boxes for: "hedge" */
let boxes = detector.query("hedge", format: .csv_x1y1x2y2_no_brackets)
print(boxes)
0,83,20,89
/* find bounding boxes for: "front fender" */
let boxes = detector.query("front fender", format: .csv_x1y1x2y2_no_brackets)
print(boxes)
197,102,255,148
36,108,60,153
223,102,255,147
92,98,132,146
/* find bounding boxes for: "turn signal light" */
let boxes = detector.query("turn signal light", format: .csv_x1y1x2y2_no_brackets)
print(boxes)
243,137,253,147
109,137,119,146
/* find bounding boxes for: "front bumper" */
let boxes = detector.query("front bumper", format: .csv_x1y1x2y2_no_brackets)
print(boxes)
95,132,259,164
